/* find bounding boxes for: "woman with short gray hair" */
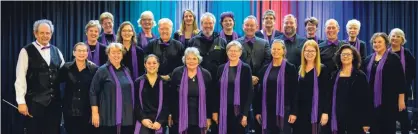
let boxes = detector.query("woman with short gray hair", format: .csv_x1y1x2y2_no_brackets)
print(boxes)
85,20,107,65
137,11,157,49
389,28,416,134
345,19,367,60
168,47,213,134
213,40,253,134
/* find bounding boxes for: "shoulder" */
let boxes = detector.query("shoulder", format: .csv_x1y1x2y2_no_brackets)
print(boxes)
62,62,73,69
242,62,251,70
135,75,147,83
255,37,268,44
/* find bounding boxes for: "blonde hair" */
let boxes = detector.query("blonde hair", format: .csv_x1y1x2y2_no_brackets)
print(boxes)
299,40,322,78
389,28,407,45
177,9,200,36
85,20,102,34
99,12,114,24
116,21,138,45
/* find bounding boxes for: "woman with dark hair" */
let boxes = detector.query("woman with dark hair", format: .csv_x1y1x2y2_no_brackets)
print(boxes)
174,9,200,47
329,44,373,134
219,12,240,44
254,39,299,134
134,54,169,134
362,32,406,134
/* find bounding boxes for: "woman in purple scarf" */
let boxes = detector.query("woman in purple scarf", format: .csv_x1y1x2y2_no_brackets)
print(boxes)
174,9,200,47
293,40,331,134
137,11,157,49
329,44,373,134
362,33,407,134
90,43,135,134
134,54,169,134
168,47,213,134
253,39,299,134
116,21,145,80
211,41,253,134
389,28,416,134
84,20,107,66
219,12,240,44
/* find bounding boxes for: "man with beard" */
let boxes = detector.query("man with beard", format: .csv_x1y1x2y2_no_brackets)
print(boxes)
277,14,307,68
98,12,116,46
255,10,283,45
319,19,345,74
304,17,324,44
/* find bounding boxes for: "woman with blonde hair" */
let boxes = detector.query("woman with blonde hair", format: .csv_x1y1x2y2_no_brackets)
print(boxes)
293,40,331,134
174,9,200,47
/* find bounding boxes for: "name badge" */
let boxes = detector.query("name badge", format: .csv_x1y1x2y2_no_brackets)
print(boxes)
214,45,221,50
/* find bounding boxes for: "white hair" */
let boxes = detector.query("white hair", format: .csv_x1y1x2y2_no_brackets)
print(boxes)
325,19,340,29
137,10,157,28
226,40,243,51
85,20,102,34
346,19,361,31
158,18,173,27
33,19,54,33
389,28,407,45
105,42,126,55
244,15,258,25
182,47,203,64
200,12,216,25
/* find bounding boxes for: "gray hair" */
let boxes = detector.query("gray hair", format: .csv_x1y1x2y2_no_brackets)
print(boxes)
263,10,276,19
200,12,216,25
325,19,340,29
283,14,297,23
158,18,173,28
33,19,54,33
73,42,88,52
244,15,258,25
226,40,243,52
99,12,114,24
370,32,390,48
85,20,102,34
346,19,361,31
272,39,287,57
389,28,407,45
182,47,203,64
105,42,127,55
137,11,157,28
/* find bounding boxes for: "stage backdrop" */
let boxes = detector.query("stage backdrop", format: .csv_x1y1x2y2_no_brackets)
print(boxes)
2,1,417,134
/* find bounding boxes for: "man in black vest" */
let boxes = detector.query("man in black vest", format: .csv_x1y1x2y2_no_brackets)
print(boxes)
15,19,65,134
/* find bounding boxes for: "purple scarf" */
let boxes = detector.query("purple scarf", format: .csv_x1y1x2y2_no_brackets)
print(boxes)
100,33,115,45
262,29,276,44
388,47,406,73
331,70,342,134
179,67,206,134
85,41,101,65
345,38,361,52
219,30,238,41
219,60,243,134
298,68,319,134
140,30,156,48
367,51,389,107
108,65,135,134
180,32,196,45
261,60,287,133
127,44,139,79
134,78,164,134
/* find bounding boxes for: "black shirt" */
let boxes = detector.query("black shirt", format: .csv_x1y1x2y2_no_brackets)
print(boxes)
121,45,145,79
144,39,184,75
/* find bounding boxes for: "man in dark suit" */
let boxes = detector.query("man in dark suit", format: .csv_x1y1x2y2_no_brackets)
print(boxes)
319,19,345,74
277,14,307,68
237,15,271,86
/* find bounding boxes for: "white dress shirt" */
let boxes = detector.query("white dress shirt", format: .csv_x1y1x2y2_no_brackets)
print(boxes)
14,41,65,104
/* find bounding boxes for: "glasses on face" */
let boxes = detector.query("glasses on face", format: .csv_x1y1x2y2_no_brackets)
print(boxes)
304,50,316,54
340,53,353,57
141,19,153,22
75,49,88,53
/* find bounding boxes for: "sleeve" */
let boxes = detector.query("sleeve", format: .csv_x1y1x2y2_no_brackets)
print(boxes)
405,49,416,87
205,69,213,119
90,68,104,106
57,48,65,68
15,48,29,104
242,66,253,116
213,66,223,114
134,79,145,122
360,41,368,61
289,64,300,115
143,41,152,55
253,66,265,115
390,54,407,94
319,66,332,114
357,71,374,127
157,80,170,124
263,42,272,66
173,32,180,41
58,63,68,83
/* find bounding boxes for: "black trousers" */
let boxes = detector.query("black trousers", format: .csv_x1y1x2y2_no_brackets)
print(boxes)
99,125,134,134
167,124,203,134
64,114,98,134
25,100,61,134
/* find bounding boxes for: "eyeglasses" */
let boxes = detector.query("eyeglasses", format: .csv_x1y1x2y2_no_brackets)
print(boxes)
340,53,353,57
122,30,133,33
75,49,87,53
227,50,241,53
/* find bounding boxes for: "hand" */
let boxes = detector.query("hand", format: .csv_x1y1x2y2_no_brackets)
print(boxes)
241,116,248,127
255,114,262,124
288,114,297,124
320,113,328,126
141,119,153,129
252,76,259,85
206,119,212,131
92,112,100,128
152,122,162,130
18,104,30,116
161,75,171,81
363,126,370,133
168,114,173,127
399,100,406,111
212,113,219,124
